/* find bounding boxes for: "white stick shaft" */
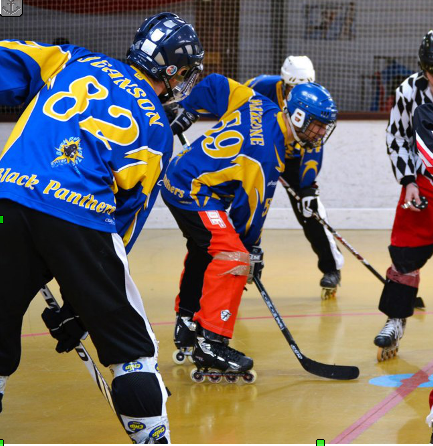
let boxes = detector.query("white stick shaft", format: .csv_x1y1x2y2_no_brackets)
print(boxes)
39,286,116,413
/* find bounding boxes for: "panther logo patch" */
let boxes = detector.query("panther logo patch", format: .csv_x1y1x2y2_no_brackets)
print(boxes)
51,137,84,174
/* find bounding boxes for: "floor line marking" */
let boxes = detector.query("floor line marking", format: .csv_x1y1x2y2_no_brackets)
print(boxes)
21,331,49,337
330,359,433,444
21,310,429,337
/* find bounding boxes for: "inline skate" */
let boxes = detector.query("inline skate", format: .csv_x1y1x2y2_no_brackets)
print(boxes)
374,318,406,361
190,325,256,384
172,313,196,365
320,270,341,299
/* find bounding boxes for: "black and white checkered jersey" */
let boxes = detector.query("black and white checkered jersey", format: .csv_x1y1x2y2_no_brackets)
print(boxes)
386,71,433,184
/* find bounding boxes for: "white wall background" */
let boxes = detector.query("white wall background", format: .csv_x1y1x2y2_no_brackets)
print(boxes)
0,119,401,230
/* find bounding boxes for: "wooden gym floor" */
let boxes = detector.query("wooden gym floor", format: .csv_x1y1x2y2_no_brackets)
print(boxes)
1,229,433,444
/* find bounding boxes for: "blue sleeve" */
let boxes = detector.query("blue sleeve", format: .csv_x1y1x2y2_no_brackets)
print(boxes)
244,75,281,107
0,49,33,105
299,144,324,189
0,40,73,107
180,73,231,119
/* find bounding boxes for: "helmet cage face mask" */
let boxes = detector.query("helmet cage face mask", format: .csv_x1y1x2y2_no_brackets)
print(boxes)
164,63,203,104
296,116,336,147
284,82,337,147
286,106,336,147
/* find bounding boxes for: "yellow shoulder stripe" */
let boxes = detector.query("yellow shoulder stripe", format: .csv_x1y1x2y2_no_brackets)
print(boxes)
221,78,254,120
0,41,70,85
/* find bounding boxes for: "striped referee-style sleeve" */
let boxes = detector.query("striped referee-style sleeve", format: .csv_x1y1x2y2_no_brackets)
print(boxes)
385,80,418,185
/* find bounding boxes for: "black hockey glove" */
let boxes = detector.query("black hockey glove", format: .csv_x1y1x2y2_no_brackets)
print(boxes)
247,246,264,284
163,102,179,123
41,302,87,353
297,184,319,219
163,103,199,136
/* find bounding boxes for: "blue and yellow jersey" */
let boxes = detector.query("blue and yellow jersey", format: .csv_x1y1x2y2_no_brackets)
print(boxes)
0,40,172,253
245,75,285,110
245,74,324,189
161,74,287,249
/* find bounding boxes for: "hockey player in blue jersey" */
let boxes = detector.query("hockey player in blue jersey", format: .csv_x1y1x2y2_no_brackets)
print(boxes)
245,56,344,299
0,12,204,443
162,74,337,381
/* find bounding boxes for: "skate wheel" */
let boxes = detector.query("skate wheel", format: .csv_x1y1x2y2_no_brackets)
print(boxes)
190,369,205,383
225,374,240,383
242,370,257,384
321,288,336,300
208,371,223,384
188,354,195,364
377,347,398,362
377,348,384,362
172,350,186,365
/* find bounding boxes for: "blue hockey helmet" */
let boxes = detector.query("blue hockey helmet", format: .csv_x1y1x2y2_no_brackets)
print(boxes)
285,82,337,146
127,12,204,103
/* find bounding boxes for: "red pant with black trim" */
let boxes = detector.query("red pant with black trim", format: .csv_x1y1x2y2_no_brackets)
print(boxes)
165,202,249,338
379,175,433,318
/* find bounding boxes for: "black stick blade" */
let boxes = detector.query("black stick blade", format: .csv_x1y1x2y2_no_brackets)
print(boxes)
300,355,359,380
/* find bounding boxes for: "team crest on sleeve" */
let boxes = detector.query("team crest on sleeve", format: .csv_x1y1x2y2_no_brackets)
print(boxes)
51,137,84,174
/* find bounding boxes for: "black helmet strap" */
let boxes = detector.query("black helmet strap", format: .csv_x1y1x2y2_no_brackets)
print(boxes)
158,74,175,104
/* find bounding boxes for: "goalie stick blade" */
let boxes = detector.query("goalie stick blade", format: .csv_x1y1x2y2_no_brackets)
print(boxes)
300,355,360,380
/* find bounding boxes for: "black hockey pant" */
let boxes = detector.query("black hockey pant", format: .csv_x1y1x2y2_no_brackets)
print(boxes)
0,199,157,376
378,244,433,318
281,158,343,274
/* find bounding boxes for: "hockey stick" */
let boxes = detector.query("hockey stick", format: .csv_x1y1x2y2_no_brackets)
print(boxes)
278,176,426,308
39,285,117,414
253,277,359,380
178,132,190,149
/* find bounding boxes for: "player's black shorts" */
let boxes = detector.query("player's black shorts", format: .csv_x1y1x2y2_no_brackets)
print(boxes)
0,199,156,375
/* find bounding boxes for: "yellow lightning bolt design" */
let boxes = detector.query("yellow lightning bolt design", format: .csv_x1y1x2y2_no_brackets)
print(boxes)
274,145,285,173
113,146,163,200
301,160,319,181
190,155,265,233
113,146,164,247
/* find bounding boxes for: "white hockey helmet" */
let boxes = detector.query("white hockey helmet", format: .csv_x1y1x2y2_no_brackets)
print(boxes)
281,55,315,86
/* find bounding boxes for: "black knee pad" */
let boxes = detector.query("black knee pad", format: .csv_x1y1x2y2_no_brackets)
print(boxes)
379,280,417,318
389,244,433,273
112,372,163,418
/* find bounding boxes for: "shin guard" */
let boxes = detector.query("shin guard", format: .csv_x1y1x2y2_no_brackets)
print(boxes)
378,265,420,318
110,357,170,444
